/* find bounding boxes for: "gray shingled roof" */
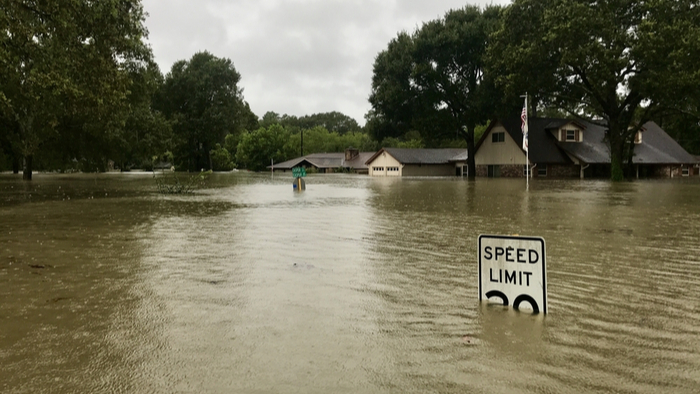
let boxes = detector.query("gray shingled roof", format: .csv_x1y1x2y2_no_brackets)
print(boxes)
366,148,467,165
487,117,695,165
496,118,574,164
632,122,697,164
270,152,375,170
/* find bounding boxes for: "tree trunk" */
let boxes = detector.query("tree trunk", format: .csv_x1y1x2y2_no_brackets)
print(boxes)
12,155,20,174
22,155,33,181
463,122,476,180
609,137,625,182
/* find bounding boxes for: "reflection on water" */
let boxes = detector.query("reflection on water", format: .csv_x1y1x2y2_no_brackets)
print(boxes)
1,173,699,393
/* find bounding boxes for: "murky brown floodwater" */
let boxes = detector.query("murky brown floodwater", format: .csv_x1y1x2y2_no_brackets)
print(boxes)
1,172,699,393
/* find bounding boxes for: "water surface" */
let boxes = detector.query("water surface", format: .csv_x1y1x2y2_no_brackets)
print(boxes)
1,173,699,393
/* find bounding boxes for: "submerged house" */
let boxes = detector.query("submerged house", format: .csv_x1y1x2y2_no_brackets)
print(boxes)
270,147,375,174
475,118,698,178
365,148,468,177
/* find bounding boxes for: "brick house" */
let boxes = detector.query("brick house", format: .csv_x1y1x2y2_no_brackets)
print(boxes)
474,118,698,178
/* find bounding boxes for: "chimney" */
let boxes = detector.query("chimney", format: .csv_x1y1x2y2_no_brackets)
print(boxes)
345,147,359,161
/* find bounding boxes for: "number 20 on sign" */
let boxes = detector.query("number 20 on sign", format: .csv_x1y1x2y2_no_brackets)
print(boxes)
478,235,548,314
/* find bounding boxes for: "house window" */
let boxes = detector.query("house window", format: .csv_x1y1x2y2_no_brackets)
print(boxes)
387,167,399,172
635,131,643,144
682,167,689,177
373,167,384,172
492,132,505,143
538,166,547,176
523,165,531,177
488,165,500,178
566,129,577,141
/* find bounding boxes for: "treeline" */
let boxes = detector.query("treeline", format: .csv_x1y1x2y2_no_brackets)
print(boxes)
0,2,383,178
2,1,699,180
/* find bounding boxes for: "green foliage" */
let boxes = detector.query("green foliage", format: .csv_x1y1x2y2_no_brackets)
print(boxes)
473,124,488,142
236,124,293,171
379,137,425,149
259,111,361,135
156,51,254,172
1,0,152,179
369,6,502,178
154,170,212,194
111,62,173,170
490,0,700,180
210,144,234,171
283,127,376,155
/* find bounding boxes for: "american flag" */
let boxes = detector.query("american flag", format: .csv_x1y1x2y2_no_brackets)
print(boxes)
521,101,529,152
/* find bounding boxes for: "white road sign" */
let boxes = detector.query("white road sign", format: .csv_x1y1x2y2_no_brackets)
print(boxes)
478,235,547,314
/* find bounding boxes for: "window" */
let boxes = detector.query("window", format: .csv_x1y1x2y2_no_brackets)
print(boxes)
523,165,531,177
387,167,399,172
538,166,547,176
488,165,500,178
372,167,384,172
566,129,576,141
682,167,689,177
492,132,505,143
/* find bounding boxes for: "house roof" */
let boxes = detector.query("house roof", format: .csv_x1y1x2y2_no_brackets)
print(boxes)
270,152,375,170
365,148,468,165
486,117,574,164
479,117,695,165
631,122,697,164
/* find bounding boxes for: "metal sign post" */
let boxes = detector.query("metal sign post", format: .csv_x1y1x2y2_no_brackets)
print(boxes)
292,167,306,191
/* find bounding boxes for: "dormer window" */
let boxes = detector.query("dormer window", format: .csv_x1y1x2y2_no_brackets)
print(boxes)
634,131,642,144
559,127,581,142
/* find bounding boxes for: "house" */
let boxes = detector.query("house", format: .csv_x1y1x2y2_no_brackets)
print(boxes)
270,147,375,174
474,118,698,178
365,148,468,177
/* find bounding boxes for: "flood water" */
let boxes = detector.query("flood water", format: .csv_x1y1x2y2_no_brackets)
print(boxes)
1,172,699,393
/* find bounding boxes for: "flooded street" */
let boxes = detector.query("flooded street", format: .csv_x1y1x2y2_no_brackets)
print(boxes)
1,173,700,393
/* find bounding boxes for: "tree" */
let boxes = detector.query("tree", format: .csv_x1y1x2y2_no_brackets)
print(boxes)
156,51,254,171
210,143,234,171
0,0,152,180
106,61,172,171
491,0,700,180
369,6,502,179
294,112,361,135
235,124,293,171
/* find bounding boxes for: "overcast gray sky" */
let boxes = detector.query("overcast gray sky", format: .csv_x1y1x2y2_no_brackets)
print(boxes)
142,0,510,125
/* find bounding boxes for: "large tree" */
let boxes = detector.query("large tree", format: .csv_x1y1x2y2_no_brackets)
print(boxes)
491,0,700,180
369,6,502,179
111,62,172,170
235,124,293,171
0,0,152,180
156,51,255,171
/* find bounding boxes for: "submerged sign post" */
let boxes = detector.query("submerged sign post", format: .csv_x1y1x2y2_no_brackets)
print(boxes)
478,235,547,314
292,166,306,191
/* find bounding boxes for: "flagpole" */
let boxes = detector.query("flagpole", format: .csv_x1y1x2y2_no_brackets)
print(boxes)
521,92,529,189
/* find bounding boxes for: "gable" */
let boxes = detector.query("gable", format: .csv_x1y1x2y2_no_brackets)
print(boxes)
475,122,527,165
366,149,401,168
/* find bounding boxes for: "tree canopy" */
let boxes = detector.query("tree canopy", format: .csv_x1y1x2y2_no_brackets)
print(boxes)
369,6,503,179
156,51,257,171
490,0,700,180
259,111,361,135
1,0,152,179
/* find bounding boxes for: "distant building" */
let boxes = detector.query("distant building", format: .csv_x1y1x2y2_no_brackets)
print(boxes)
270,147,375,174
475,118,698,178
365,148,468,177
